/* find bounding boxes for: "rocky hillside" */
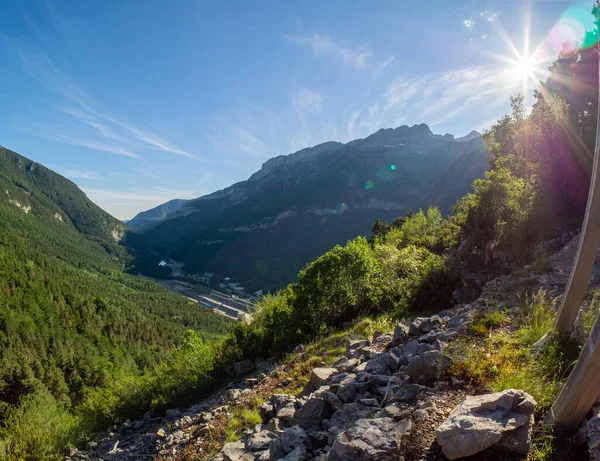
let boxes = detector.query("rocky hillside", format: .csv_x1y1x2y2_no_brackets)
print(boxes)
129,124,488,291
69,232,600,461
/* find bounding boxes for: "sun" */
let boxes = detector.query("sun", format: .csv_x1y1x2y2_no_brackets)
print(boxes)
512,55,538,81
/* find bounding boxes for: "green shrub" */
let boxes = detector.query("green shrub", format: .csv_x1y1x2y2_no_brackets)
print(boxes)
0,388,79,461
383,207,443,250
226,231,458,361
292,237,384,337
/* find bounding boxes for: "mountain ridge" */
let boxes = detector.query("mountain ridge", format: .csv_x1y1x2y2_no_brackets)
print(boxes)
129,123,488,292
129,124,482,230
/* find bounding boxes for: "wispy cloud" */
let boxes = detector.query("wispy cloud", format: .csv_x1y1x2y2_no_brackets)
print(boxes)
50,165,99,180
208,112,276,160
463,20,475,30
208,61,542,162
292,89,324,114
47,132,140,158
13,47,195,160
373,55,396,79
285,33,373,69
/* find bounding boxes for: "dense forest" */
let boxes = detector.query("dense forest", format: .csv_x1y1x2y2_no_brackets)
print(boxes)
0,148,232,458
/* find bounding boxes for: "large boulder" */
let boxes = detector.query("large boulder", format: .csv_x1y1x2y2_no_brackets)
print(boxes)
436,389,537,459
222,440,253,461
404,350,452,383
246,430,277,452
305,368,338,394
333,358,358,373
409,315,442,336
269,426,311,460
392,322,410,345
291,397,333,429
328,417,412,460
345,339,370,357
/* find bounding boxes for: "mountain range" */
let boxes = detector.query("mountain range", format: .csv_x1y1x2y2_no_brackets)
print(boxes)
128,124,489,292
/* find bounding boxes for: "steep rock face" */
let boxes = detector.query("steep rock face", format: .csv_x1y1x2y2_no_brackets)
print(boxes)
132,124,488,291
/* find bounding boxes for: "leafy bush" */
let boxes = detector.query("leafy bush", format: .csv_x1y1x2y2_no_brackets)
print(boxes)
225,225,458,361
457,164,536,265
0,389,79,461
383,207,443,250
292,237,384,337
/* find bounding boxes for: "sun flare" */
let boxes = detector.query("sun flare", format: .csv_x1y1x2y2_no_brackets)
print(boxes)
512,55,537,81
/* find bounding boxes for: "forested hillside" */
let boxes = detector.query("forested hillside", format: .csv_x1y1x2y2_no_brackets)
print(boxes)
0,146,233,458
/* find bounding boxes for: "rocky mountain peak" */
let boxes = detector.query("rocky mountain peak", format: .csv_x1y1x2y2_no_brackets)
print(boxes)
249,141,343,182
455,130,481,142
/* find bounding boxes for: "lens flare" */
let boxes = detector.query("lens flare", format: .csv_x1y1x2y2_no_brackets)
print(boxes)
364,180,374,190
487,3,598,100
390,164,396,171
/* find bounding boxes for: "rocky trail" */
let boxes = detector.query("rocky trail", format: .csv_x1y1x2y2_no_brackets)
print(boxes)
68,233,600,461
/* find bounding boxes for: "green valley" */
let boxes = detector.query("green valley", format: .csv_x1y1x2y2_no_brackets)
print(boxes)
0,146,233,458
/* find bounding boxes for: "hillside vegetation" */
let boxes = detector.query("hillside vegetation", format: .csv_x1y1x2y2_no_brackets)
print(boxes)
0,147,233,459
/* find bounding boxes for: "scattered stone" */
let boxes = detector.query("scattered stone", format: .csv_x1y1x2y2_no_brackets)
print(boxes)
392,322,410,345
329,418,412,460
336,374,358,403
225,389,243,401
291,397,333,429
345,338,370,358
333,358,358,373
246,430,277,452
392,382,428,403
265,417,286,435
436,389,537,459
387,350,400,372
306,368,337,393
404,350,452,383
222,440,252,461
277,402,298,423
258,402,275,424
446,311,474,331
409,315,442,336
269,426,311,459
358,398,379,407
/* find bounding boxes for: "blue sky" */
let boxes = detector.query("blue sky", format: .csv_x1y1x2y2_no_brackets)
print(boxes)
0,0,596,219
